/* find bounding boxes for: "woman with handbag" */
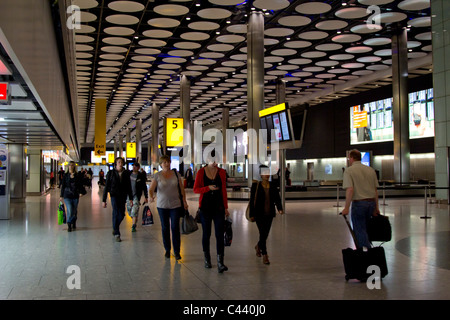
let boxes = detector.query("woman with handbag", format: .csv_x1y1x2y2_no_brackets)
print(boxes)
60,161,86,232
193,154,230,273
249,165,283,265
149,155,188,260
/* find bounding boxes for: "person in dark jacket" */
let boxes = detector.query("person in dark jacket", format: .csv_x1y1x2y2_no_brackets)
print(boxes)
249,165,283,265
102,157,133,242
60,161,86,232
127,162,149,232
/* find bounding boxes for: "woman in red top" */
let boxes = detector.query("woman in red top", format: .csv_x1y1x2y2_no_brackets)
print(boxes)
194,155,229,273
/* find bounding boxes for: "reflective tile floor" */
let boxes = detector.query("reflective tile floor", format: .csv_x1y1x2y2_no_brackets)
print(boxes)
0,180,449,300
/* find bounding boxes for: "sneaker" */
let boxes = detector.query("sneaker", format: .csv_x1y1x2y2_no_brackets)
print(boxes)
164,251,170,258
115,235,122,242
175,253,182,260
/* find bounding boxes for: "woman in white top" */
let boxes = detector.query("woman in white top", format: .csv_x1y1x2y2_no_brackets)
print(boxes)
149,155,188,260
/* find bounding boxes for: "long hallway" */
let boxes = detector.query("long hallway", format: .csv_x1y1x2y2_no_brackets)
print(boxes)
0,179,449,301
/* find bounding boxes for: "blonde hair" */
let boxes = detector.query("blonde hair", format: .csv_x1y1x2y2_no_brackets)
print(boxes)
65,161,78,174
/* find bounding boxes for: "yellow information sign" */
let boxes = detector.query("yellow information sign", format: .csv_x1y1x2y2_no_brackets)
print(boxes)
94,99,107,156
126,142,136,158
108,153,115,164
165,118,184,147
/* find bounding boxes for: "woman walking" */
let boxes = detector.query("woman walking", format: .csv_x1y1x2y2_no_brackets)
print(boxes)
249,165,283,265
149,155,188,260
193,155,229,273
60,161,86,232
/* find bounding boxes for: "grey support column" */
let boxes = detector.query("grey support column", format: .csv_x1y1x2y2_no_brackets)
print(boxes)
222,106,229,172
135,118,142,163
151,103,159,171
392,25,410,184
247,10,265,186
180,75,191,173
118,135,123,159
276,79,286,212
114,137,118,158
8,144,26,203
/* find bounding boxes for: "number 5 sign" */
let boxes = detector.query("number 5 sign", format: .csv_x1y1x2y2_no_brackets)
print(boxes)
165,118,184,147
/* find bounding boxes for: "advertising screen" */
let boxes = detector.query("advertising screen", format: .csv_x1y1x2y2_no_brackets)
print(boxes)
350,88,434,144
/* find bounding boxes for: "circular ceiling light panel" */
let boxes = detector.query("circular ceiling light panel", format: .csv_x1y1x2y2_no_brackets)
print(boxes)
197,8,232,20
99,54,125,60
342,63,365,69
332,34,361,43
174,41,201,49
167,49,194,57
350,24,383,34
357,56,382,63
108,1,145,12
367,64,389,70
288,58,313,65
398,0,430,11
106,14,139,25
301,51,327,58
416,32,431,40
80,12,97,22
296,2,331,14
101,46,128,53
253,0,290,10
142,29,173,38
208,0,243,4
278,15,311,27
189,21,220,31
76,25,96,33
207,44,235,52
226,24,247,34
377,12,408,23
316,43,343,51
76,35,95,43
181,32,210,41
103,37,131,45
216,35,245,43
272,49,297,56
335,7,369,19
135,48,160,55
346,46,373,54
408,17,431,28
316,60,339,67
148,18,180,28
374,49,392,56
298,31,329,40
330,54,355,60
285,40,312,48
76,44,94,51
154,4,189,16
200,52,225,59
73,0,98,9
316,20,348,31
358,0,394,4
104,26,134,36
265,28,294,37
363,37,391,46
139,39,167,47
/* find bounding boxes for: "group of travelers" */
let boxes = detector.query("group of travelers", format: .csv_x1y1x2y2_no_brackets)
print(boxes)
59,148,378,273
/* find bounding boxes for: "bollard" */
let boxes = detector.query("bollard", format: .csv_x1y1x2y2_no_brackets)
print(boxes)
420,186,432,219
333,183,341,208
381,181,388,206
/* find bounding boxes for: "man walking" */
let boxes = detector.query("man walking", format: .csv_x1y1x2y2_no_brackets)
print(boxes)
127,162,149,232
102,157,133,242
342,149,380,249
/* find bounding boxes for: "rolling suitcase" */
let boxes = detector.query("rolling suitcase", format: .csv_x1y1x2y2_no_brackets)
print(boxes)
341,214,388,281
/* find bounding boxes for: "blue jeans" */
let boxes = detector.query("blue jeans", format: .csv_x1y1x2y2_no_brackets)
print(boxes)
351,200,376,249
64,198,79,225
157,207,181,255
199,208,225,256
111,197,126,236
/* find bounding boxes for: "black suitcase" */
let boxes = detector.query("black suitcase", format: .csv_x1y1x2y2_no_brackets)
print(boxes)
341,214,388,281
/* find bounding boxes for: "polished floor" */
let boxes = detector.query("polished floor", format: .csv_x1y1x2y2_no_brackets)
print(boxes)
0,179,449,301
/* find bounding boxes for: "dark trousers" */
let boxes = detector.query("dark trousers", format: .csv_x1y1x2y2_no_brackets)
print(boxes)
255,215,273,255
200,208,225,256
111,196,126,236
157,207,181,255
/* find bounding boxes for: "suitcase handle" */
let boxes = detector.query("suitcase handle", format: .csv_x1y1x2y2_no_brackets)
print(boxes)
339,212,359,248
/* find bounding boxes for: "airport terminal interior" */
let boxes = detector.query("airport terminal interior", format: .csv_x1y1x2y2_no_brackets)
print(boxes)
0,0,450,301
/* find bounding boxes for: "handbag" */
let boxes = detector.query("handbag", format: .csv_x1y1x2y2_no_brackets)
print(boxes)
58,201,66,225
245,182,259,222
141,204,154,226
224,217,233,246
181,212,199,234
367,214,392,242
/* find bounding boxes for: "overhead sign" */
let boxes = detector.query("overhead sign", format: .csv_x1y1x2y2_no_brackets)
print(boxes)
94,99,107,156
126,142,136,158
0,82,11,105
259,102,287,118
165,118,184,147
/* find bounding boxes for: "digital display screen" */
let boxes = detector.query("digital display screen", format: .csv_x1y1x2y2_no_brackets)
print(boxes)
259,106,293,143
272,114,282,141
350,89,434,144
279,111,291,141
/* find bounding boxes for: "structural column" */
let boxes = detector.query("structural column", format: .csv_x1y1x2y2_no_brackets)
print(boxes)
247,10,265,186
118,134,123,159
276,79,286,212
222,106,229,172
180,75,191,173
135,118,142,163
392,25,410,184
151,103,159,171
8,144,26,202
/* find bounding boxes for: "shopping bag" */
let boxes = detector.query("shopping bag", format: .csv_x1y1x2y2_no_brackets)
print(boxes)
224,217,233,247
141,205,154,226
181,211,198,235
58,202,66,225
